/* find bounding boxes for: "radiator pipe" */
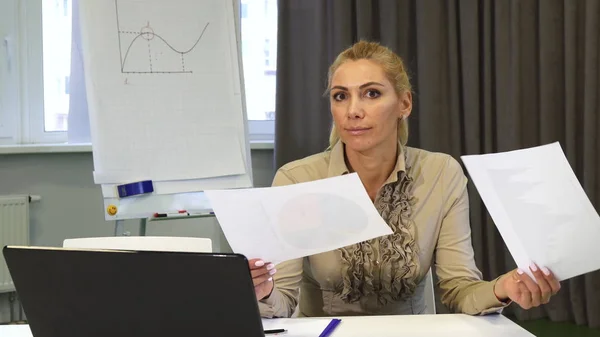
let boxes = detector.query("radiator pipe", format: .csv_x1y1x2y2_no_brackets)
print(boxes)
28,195,41,202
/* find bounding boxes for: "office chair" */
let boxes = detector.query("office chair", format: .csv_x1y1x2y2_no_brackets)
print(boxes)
63,236,213,253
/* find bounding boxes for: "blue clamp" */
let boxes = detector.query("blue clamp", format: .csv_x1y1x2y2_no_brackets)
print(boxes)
117,180,154,198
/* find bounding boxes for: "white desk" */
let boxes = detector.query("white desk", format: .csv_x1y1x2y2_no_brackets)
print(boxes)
0,314,535,337
263,314,535,336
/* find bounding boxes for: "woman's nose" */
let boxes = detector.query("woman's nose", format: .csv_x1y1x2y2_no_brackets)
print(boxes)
347,97,364,119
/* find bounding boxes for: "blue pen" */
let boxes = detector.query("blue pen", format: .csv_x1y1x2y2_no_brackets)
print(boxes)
319,318,341,337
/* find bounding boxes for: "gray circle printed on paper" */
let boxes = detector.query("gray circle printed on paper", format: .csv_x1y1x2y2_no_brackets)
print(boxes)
276,192,368,249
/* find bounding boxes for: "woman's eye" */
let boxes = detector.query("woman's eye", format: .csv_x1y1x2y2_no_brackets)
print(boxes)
365,89,381,98
332,92,346,101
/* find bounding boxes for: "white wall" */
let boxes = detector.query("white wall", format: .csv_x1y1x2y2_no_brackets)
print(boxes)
0,148,275,323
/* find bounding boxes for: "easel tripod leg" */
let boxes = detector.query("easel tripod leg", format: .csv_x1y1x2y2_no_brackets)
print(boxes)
114,220,125,236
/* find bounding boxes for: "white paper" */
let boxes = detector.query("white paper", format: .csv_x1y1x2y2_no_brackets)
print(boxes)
92,131,246,184
461,142,600,281
261,318,332,337
205,173,394,264
0,325,32,337
78,0,249,185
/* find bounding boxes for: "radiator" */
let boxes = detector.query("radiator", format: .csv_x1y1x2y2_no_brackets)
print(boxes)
0,195,30,293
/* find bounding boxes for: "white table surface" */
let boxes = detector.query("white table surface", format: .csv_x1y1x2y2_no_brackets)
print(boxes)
0,313,535,337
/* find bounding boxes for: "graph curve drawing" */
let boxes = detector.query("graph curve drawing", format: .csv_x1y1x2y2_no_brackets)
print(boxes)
115,0,209,74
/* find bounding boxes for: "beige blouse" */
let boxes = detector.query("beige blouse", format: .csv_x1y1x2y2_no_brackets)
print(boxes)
259,141,508,318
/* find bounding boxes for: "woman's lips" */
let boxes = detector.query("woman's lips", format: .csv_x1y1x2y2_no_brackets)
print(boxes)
345,127,371,136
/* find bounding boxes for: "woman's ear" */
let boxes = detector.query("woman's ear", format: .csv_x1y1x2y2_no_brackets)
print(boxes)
398,91,412,119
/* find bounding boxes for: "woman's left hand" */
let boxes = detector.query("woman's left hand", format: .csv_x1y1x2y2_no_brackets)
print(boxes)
494,263,561,309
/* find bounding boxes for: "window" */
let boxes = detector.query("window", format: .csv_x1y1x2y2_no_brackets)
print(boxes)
241,3,248,19
42,0,72,132
0,0,19,145
240,0,277,141
0,0,277,145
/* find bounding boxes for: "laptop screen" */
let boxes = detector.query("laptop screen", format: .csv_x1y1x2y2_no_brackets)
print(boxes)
3,246,266,337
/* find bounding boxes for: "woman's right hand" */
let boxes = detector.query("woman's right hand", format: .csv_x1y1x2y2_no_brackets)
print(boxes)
248,258,276,300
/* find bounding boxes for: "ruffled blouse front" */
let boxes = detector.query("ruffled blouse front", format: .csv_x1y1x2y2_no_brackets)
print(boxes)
337,161,420,307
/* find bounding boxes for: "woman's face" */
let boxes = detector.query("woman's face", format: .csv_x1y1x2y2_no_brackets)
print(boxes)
329,59,411,153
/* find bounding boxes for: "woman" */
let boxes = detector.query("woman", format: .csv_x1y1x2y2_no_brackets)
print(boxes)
249,41,560,318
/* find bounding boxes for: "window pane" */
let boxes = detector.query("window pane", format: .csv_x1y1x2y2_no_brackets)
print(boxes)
42,0,72,132
240,0,277,121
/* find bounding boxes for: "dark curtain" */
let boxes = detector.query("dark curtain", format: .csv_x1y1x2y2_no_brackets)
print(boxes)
274,0,600,328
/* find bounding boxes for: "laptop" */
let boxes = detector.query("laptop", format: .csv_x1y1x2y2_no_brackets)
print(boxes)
2,245,266,337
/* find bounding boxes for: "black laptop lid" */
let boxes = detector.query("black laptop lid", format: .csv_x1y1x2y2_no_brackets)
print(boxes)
3,246,265,337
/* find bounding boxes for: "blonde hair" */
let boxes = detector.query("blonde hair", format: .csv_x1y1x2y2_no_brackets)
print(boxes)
326,40,412,149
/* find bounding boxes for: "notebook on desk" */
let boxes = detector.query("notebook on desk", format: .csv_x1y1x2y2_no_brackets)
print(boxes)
2,245,267,337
